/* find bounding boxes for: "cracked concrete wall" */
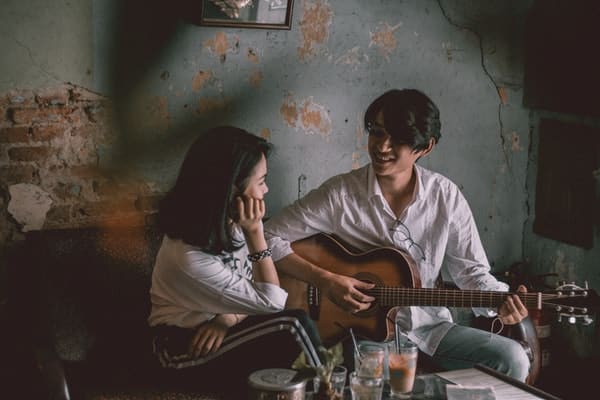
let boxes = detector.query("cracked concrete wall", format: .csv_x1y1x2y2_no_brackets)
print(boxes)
0,0,93,91
1,0,538,275
94,0,535,272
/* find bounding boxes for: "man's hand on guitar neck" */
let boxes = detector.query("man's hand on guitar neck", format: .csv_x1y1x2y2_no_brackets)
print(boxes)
497,284,529,325
319,270,376,314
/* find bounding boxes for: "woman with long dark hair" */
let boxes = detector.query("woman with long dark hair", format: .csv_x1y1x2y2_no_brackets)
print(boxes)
149,126,322,395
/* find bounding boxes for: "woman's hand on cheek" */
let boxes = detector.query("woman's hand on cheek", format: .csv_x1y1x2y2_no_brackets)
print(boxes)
237,196,265,234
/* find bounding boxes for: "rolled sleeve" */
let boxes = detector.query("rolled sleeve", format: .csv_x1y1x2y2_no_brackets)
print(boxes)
266,235,294,262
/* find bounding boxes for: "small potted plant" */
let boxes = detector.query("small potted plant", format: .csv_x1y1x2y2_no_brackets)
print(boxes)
292,344,345,400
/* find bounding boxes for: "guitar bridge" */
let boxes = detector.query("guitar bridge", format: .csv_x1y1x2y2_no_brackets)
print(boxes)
307,284,321,321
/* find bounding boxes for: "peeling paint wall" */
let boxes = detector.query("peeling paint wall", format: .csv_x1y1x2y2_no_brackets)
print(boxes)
2,0,599,386
2,0,540,274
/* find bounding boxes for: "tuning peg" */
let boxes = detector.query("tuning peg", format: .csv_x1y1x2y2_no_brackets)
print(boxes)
568,316,576,324
582,316,594,326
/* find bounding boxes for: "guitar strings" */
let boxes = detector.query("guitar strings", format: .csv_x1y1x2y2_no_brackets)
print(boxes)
365,287,573,308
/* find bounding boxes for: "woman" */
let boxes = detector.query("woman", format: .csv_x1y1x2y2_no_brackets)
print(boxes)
148,126,322,395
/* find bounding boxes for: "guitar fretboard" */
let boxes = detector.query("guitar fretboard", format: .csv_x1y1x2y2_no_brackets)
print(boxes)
367,287,544,309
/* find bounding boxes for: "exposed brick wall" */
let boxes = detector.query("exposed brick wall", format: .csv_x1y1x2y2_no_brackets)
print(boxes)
0,84,163,240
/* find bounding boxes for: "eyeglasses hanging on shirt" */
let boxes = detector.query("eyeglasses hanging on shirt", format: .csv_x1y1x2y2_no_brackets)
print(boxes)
389,219,426,262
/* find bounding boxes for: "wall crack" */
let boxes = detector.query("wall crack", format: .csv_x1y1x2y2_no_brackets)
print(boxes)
436,0,512,175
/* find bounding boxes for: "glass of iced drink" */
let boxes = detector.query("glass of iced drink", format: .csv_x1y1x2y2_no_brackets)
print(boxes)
388,339,418,398
349,371,383,400
354,342,385,378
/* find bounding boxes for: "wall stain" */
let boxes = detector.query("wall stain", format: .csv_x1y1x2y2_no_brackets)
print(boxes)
280,96,298,127
280,95,332,139
259,128,271,140
498,86,508,105
298,0,333,61
249,70,263,88
334,46,369,67
369,22,402,59
192,70,213,92
511,131,523,152
247,48,259,63
196,97,230,115
299,98,332,138
203,32,239,62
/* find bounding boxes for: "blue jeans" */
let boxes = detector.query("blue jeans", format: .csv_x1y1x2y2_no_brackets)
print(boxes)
430,324,531,382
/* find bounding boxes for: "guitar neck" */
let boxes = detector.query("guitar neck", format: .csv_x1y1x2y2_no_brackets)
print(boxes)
368,287,542,309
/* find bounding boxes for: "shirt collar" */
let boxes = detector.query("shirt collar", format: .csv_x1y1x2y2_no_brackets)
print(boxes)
366,164,382,202
367,163,426,204
413,164,425,201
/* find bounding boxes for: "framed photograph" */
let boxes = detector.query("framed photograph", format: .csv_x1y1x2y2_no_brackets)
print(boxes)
200,0,294,30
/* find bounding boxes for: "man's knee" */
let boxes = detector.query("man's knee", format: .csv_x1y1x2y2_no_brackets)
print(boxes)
501,340,531,382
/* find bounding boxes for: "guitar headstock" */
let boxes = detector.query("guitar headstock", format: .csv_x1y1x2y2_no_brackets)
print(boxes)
543,281,599,326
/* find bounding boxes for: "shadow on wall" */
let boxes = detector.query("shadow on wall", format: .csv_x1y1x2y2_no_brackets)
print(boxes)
105,0,254,171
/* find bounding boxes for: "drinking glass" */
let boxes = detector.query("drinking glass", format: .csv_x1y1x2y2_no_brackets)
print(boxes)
349,371,383,400
388,339,418,398
330,365,347,397
354,342,385,378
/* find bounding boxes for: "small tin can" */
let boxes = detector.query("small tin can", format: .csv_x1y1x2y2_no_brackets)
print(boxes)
248,368,306,400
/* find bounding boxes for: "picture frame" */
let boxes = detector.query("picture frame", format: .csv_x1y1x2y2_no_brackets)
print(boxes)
200,0,294,30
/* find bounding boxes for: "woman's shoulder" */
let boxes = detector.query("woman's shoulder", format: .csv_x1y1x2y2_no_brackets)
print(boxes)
158,235,222,268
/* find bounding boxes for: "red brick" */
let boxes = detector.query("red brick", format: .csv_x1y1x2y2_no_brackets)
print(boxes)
10,107,68,124
0,89,36,107
35,86,70,106
8,146,52,161
65,107,86,125
68,165,103,178
0,165,40,184
71,124,99,138
32,124,65,141
0,127,31,143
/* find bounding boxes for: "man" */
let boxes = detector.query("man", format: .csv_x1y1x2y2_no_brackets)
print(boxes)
265,89,530,381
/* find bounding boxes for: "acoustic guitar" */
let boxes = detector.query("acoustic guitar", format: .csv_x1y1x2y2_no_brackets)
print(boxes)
280,233,595,384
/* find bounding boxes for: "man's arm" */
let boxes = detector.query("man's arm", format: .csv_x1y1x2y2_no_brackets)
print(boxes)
275,252,374,313
444,187,528,324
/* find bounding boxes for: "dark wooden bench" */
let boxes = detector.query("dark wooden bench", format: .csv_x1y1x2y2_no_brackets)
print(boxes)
4,224,224,399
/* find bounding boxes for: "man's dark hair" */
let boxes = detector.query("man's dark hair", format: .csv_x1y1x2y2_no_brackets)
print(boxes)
364,89,441,151
158,126,272,254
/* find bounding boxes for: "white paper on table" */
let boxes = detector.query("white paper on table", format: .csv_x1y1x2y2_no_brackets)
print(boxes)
446,384,496,400
436,369,546,400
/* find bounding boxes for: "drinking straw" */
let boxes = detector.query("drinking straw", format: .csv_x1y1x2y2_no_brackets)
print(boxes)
349,328,361,359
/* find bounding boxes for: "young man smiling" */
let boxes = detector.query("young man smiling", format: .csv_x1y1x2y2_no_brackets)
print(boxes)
265,89,531,381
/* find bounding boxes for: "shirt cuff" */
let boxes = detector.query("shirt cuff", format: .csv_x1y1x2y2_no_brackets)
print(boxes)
266,236,294,262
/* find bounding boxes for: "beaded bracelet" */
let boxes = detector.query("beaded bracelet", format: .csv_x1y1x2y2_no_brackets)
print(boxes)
247,248,272,262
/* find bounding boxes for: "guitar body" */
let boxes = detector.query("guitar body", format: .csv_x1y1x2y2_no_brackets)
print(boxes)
281,233,541,384
282,233,420,344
